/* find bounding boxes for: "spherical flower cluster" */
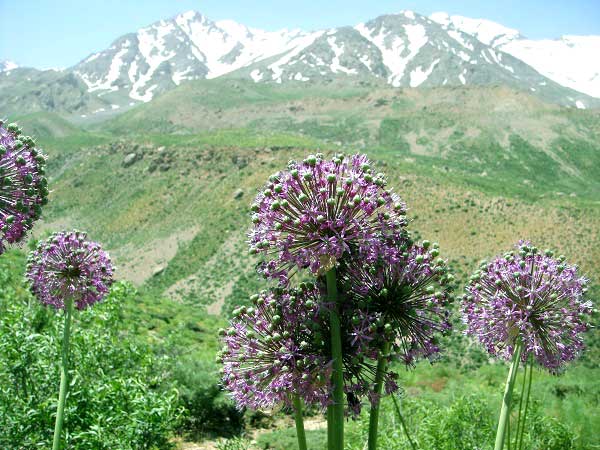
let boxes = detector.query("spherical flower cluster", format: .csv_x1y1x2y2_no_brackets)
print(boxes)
343,240,454,367
220,284,389,415
462,242,593,373
248,153,408,281
0,120,48,254
26,230,114,310
220,285,332,410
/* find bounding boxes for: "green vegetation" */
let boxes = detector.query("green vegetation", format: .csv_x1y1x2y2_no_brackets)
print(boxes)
1,82,599,448
0,252,180,449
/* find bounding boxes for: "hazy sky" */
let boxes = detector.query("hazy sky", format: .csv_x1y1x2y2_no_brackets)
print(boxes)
1,0,599,69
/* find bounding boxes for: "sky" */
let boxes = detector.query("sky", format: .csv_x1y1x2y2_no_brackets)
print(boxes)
1,0,599,69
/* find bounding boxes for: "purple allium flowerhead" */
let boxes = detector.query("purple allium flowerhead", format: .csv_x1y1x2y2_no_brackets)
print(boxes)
220,284,332,410
248,153,408,281
343,239,454,367
0,120,48,254
462,241,593,373
220,283,387,416
26,230,114,310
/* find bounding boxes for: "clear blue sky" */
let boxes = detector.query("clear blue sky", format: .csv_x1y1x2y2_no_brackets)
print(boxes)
1,0,599,69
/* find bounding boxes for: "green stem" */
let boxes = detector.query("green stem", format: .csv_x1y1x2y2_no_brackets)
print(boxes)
513,356,528,449
326,268,344,450
368,341,390,450
326,407,333,450
494,342,523,450
517,359,534,450
391,394,417,450
52,296,74,450
293,394,308,450
507,410,511,450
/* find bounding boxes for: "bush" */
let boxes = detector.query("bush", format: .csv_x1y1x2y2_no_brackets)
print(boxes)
173,357,244,439
0,254,181,449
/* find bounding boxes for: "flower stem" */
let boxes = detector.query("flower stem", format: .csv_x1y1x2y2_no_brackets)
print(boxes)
326,268,344,450
327,407,333,450
52,296,74,450
494,342,523,450
513,356,528,449
293,394,308,450
517,359,533,450
368,341,390,450
391,394,417,450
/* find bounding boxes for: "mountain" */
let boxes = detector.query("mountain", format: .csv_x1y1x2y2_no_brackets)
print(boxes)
1,10,599,118
71,11,308,103
232,11,594,108
0,60,18,72
430,12,600,99
0,67,111,117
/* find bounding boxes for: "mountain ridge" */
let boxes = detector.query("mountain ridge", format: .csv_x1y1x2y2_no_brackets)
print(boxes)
2,9,599,118
428,12,600,98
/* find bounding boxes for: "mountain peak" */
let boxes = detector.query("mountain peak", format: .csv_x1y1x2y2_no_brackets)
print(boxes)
0,60,19,72
176,10,204,22
397,10,417,19
429,12,522,46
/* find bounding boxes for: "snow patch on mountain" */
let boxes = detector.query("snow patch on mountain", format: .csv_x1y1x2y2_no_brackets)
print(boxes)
328,37,357,75
447,30,474,51
268,31,324,83
501,36,600,98
49,8,599,109
430,12,521,47
430,12,600,98
0,60,19,72
355,21,428,87
410,58,439,87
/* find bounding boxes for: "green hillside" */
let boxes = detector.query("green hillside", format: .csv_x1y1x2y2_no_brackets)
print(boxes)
101,79,600,199
13,81,597,313
12,111,83,138
5,81,600,448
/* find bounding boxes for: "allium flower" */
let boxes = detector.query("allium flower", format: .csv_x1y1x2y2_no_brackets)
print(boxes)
462,242,593,372
249,153,408,280
0,120,48,254
220,285,332,410
220,284,385,415
26,230,114,310
343,240,454,366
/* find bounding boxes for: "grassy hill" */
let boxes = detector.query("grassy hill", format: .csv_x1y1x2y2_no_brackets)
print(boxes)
101,79,600,199
25,108,600,312
11,111,83,138
5,80,599,448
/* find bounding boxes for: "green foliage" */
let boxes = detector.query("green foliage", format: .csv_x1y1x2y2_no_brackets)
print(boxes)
413,396,494,449
256,428,326,449
253,394,579,450
215,435,254,450
377,118,410,151
173,357,244,439
0,253,181,449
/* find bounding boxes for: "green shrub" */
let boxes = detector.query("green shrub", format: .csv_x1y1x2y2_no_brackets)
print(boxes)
0,254,181,449
173,357,244,439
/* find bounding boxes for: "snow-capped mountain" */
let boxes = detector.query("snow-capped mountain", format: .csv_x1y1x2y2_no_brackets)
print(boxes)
0,60,18,72
430,12,600,98
72,11,308,102
244,11,554,91
70,9,596,104
2,9,599,117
